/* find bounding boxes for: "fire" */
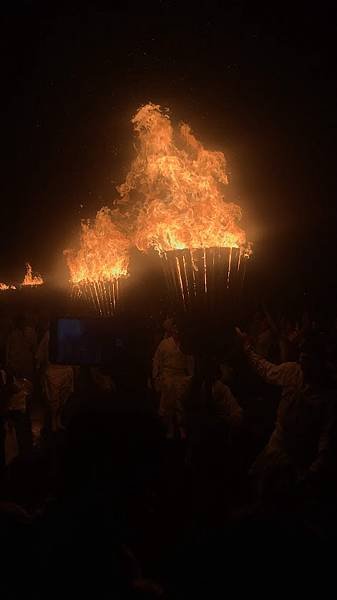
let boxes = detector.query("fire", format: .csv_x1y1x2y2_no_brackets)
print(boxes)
65,103,250,314
64,207,130,316
118,103,250,309
22,263,44,287
119,103,248,254
64,207,129,283
0,283,16,291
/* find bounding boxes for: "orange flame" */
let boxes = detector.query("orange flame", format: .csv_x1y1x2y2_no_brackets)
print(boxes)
119,103,249,254
64,103,250,315
0,283,9,291
22,263,44,287
64,207,130,283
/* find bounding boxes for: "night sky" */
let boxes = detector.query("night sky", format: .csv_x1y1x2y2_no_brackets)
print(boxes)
1,2,337,295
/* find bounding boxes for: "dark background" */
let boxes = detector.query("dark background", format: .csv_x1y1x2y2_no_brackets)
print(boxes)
1,1,337,299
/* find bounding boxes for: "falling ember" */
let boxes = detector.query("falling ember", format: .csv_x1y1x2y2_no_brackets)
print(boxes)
21,263,44,287
118,103,251,308
64,207,129,316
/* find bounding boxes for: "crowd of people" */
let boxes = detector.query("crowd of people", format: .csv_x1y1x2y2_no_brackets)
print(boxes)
0,302,337,597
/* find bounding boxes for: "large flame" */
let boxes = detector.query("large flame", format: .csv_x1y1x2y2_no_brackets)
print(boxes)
64,207,130,317
64,103,250,314
119,103,248,253
64,207,129,283
22,263,44,287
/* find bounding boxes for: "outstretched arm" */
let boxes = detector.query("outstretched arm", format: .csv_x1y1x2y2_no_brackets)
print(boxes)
236,327,302,387
247,348,301,387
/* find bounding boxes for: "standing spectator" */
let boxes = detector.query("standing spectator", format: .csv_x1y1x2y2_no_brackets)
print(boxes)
153,318,193,439
6,316,35,457
36,328,74,432
237,328,336,501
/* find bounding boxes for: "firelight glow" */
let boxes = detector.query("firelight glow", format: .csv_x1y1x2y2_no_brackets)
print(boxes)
119,103,248,253
21,263,44,287
64,207,130,316
65,103,251,313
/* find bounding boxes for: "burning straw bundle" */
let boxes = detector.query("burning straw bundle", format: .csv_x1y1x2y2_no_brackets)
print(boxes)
64,208,129,317
64,103,251,317
161,246,248,312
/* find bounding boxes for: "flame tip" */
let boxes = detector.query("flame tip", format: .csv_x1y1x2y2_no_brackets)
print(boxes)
22,263,44,287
